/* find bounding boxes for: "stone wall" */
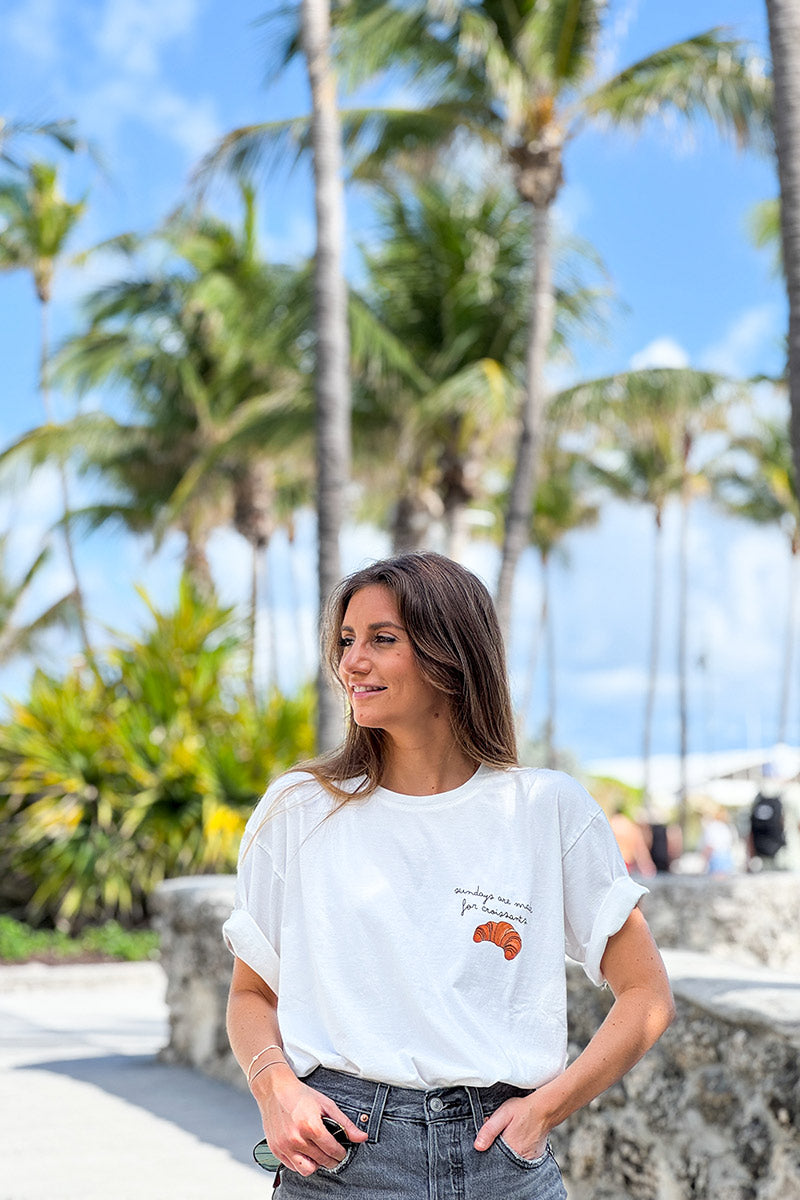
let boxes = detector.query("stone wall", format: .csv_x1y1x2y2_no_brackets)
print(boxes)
153,877,242,1087
638,872,800,973
560,952,800,1200
153,874,800,1198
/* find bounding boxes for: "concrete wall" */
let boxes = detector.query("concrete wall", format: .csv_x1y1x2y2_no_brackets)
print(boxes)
153,874,800,1198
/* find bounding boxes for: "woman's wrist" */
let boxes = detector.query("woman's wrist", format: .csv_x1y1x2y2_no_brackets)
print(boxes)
250,1059,297,1099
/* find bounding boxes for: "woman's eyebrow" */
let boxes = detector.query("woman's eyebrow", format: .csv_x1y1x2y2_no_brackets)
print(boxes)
340,621,405,633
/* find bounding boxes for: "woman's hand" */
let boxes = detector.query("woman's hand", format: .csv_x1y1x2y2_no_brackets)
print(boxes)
254,1065,369,1176
474,1093,550,1161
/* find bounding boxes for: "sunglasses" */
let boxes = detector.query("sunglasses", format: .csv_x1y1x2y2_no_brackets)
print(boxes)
253,1118,350,1172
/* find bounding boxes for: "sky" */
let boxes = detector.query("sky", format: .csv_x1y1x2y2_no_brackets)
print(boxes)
0,0,792,778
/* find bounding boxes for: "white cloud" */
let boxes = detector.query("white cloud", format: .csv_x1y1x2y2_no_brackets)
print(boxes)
76,76,221,164
93,0,202,78
699,303,784,377
629,336,689,370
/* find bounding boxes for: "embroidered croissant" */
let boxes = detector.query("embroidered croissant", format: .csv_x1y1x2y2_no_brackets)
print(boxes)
473,920,522,960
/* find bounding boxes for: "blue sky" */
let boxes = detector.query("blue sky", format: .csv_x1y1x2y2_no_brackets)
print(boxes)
0,0,791,772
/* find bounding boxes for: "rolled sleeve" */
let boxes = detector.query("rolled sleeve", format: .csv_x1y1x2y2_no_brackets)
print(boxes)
580,873,648,985
563,807,648,986
222,793,286,992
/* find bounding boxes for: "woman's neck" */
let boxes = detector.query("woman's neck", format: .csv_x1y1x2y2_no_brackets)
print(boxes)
379,737,477,796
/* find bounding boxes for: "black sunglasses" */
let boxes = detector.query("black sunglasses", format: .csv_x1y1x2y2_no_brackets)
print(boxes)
253,1118,350,1172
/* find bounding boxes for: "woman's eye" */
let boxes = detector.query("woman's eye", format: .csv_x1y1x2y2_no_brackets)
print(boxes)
338,636,354,647
375,634,396,644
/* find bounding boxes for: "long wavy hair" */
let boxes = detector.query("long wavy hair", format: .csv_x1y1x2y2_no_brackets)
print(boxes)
304,552,518,800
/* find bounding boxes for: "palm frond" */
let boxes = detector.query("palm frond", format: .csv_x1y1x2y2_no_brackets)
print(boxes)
191,119,312,195
582,31,772,151
349,292,431,391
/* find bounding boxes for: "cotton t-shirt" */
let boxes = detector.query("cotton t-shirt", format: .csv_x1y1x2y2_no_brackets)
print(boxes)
223,765,646,1090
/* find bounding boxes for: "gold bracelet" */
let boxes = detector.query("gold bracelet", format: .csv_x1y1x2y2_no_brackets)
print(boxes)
249,1058,290,1088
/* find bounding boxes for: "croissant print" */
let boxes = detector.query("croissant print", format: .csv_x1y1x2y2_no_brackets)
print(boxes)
473,920,522,960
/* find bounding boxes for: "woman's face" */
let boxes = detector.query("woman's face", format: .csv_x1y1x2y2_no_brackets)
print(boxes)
337,584,447,736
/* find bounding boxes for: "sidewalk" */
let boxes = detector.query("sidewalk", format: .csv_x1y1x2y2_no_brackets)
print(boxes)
0,961,270,1200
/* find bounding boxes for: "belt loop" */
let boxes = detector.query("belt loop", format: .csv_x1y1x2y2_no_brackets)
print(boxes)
465,1086,485,1137
365,1082,389,1143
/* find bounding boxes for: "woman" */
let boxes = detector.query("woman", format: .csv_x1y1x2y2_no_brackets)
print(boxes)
223,553,674,1198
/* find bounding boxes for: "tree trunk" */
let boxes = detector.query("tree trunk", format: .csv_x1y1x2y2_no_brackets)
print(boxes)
495,202,554,648
303,0,351,752
39,299,94,662
677,486,690,831
542,556,556,769
778,540,798,744
182,533,215,600
766,0,800,489
247,544,259,707
642,509,664,804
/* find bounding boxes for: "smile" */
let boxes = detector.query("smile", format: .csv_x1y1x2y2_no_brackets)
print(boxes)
351,686,386,695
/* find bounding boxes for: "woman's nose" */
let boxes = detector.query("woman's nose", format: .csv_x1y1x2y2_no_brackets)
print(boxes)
340,641,368,673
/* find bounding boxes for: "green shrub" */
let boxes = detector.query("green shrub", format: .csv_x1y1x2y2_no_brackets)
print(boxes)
0,578,315,930
0,915,159,962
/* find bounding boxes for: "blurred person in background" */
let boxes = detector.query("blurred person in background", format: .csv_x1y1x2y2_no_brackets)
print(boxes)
700,805,737,875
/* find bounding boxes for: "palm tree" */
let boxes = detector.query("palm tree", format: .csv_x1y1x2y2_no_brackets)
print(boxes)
351,175,606,556
0,116,84,171
561,368,736,821
2,200,314,697
713,415,799,745
0,536,79,666
203,2,771,646
0,161,93,658
523,437,599,767
765,0,800,491
352,178,527,554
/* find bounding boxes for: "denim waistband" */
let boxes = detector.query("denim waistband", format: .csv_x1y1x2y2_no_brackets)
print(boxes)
303,1066,532,1143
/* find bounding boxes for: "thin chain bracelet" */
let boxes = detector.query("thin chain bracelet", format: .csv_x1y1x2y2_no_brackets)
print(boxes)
249,1058,290,1088
247,1044,284,1078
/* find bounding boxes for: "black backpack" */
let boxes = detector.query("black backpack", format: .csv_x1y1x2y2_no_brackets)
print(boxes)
750,793,786,858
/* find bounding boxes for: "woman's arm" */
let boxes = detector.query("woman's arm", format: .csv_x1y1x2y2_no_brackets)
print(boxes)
227,957,368,1175
474,906,675,1159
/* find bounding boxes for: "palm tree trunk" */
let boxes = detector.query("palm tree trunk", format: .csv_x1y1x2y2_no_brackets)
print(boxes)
264,541,280,692
778,541,798,744
247,544,259,707
39,299,93,662
766,0,800,489
642,509,664,803
183,534,215,600
677,486,690,831
303,0,351,752
542,556,556,769
496,202,554,647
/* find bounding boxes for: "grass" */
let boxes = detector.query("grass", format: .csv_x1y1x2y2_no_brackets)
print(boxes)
0,916,160,964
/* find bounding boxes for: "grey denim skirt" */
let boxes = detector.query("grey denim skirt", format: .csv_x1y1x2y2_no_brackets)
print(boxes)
274,1066,567,1200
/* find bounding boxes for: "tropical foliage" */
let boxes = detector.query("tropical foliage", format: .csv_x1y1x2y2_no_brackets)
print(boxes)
0,579,314,930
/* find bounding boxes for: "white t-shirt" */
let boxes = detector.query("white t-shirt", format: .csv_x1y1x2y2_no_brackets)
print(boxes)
223,765,646,1090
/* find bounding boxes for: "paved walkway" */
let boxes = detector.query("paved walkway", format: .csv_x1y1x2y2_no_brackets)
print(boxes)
0,961,270,1200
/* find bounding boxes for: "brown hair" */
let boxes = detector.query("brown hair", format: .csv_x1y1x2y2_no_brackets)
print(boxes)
304,552,518,800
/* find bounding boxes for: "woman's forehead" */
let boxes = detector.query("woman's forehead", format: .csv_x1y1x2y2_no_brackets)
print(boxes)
341,583,402,625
